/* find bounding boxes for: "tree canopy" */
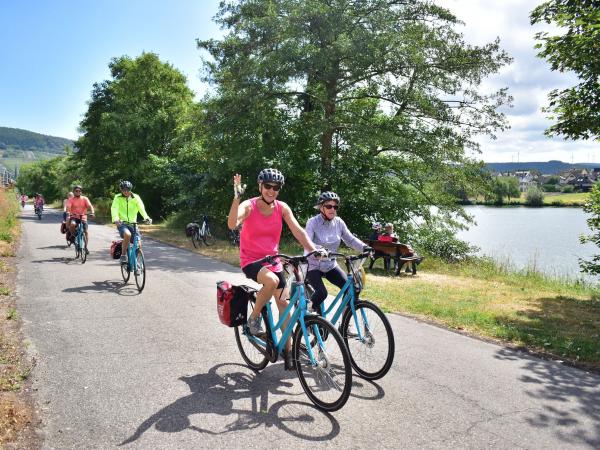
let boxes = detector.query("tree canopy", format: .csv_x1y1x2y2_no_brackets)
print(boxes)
531,0,600,140
198,0,511,235
75,52,197,216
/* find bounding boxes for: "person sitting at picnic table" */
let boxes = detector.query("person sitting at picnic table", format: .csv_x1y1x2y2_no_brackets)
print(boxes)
368,222,381,241
375,223,398,270
378,223,398,243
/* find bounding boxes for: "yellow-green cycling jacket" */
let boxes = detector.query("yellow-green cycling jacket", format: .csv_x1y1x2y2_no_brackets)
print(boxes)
110,192,149,223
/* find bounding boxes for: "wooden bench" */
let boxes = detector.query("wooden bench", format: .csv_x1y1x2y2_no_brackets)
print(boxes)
365,240,423,275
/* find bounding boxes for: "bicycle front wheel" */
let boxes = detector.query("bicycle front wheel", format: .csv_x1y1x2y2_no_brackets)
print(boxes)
134,249,146,292
235,297,268,371
293,315,352,412
121,257,131,283
340,300,395,380
202,227,214,246
81,244,87,264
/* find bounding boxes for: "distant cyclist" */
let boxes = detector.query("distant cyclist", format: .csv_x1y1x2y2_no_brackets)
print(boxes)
305,192,371,315
63,191,74,221
20,193,27,208
34,193,45,213
66,185,95,254
111,181,151,265
227,169,320,369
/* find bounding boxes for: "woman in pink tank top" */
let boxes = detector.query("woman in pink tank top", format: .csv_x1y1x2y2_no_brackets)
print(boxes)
227,168,318,369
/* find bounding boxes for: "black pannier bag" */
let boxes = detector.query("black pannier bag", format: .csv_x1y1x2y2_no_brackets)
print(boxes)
185,222,199,237
216,282,252,327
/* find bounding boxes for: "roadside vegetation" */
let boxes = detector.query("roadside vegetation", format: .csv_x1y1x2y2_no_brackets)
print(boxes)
0,187,34,445
144,220,600,372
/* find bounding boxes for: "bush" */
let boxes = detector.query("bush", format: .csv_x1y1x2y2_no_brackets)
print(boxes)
412,222,478,262
525,186,544,206
562,184,575,193
542,183,559,192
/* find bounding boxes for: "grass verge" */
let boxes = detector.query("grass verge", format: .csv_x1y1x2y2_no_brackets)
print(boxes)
0,187,36,446
145,219,600,372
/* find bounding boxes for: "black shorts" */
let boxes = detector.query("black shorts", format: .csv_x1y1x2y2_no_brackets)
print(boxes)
242,261,286,289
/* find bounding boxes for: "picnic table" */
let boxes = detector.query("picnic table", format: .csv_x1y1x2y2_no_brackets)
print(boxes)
365,239,423,275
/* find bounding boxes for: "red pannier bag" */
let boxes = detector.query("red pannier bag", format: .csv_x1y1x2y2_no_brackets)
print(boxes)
110,240,123,259
216,281,250,327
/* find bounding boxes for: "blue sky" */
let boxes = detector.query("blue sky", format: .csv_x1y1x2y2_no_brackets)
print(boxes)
1,0,597,162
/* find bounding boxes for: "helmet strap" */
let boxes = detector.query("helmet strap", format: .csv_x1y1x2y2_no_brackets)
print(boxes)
259,196,274,205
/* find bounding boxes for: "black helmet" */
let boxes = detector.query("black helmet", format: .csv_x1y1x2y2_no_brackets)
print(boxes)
257,168,284,185
317,191,340,205
119,180,133,190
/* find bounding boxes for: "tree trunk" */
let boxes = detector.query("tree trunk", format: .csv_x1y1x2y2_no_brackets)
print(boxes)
320,80,337,188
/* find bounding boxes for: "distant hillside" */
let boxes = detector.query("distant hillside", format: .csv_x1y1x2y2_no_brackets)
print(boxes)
0,126,73,154
485,160,599,175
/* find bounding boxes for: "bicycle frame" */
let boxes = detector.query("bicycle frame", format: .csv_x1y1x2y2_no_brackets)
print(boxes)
245,279,322,367
315,257,372,344
125,223,141,271
75,222,85,248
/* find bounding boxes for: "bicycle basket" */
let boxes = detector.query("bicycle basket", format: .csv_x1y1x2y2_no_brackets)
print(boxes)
350,257,368,291
283,261,315,300
185,223,199,237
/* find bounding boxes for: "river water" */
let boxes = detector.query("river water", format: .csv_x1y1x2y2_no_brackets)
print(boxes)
456,205,597,281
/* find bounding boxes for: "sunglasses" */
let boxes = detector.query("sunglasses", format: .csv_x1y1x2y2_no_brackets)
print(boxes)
74,190,82,193
262,183,281,192
323,204,339,210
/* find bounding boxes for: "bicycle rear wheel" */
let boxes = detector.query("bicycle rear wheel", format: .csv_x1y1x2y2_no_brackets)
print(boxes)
134,249,146,292
340,300,395,380
235,297,268,371
191,230,200,248
293,315,352,412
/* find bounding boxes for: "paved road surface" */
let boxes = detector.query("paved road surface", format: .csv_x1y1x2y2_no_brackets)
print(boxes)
16,207,600,449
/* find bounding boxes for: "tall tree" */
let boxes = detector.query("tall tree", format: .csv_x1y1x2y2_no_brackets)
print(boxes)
198,0,512,236
531,1,600,274
531,0,600,140
76,52,197,216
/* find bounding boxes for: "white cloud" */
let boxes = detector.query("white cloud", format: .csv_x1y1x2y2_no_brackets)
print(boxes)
438,0,599,162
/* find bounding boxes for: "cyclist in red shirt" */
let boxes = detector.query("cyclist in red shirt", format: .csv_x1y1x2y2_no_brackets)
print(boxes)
66,185,95,254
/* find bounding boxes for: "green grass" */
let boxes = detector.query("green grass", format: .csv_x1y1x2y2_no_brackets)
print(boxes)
543,192,589,206
471,192,589,207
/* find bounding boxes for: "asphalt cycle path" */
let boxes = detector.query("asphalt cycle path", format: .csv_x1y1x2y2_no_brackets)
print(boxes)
16,206,600,449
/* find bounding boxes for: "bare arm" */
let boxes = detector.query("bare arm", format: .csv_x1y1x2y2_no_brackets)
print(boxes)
227,174,250,229
281,202,317,252
228,198,251,229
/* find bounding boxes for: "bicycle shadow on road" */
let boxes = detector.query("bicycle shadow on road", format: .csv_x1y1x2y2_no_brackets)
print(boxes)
31,256,76,264
119,362,341,446
494,347,600,447
350,376,385,401
62,280,143,296
36,245,69,250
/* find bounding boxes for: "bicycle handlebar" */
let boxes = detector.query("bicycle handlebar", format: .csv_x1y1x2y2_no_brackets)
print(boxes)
328,251,372,261
121,220,150,225
253,250,324,267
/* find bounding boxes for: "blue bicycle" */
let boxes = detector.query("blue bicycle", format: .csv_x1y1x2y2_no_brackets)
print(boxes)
234,252,353,412
297,251,395,380
70,214,88,264
120,221,147,292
